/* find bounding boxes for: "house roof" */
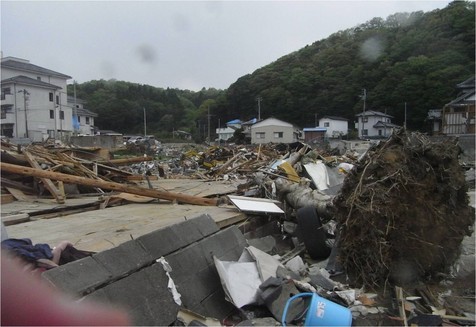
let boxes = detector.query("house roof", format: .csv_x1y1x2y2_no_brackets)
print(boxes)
355,110,393,118
446,90,475,106
373,121,400,128
303,127,327,132
456,76,475,89
76,107,98,118
320,115,348,121
1,58,72,80
67,95,86,105
1,75,62,90
251,117,294,128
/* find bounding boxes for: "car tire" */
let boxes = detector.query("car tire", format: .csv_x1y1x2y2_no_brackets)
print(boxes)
296,206,331,260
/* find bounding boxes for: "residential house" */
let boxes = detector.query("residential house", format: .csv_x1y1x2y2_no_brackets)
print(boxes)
1,56,72,141
426,109,443,135
441,76,475,135
215,126,235,142
67,96,98,135
355,110,399,139
250,117,300,144
318,116,348,138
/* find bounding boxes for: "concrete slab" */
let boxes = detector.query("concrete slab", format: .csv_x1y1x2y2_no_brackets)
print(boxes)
42,256,112,298
92,263,179,326
92,239,154,279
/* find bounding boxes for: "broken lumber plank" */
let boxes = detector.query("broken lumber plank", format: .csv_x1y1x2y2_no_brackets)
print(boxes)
125,175,159,181
23,151,65,204
2,213,30,226
395,286,408,327
97,156,153,165
1,177,37,194
1,162,218,206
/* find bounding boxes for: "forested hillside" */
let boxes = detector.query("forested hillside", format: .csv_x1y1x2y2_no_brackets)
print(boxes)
71,1,474,140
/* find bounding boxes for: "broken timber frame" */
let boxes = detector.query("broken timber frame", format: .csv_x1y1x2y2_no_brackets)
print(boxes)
1,162,218,206
23,151,65,204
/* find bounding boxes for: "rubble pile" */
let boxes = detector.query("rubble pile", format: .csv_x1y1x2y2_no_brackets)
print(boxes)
333,130,475,287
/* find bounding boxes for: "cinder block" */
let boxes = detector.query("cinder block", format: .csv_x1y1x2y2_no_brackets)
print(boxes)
100,263,179,326
93,239,154,279
42,256,112,297
137,214,218,259
165,226,247,319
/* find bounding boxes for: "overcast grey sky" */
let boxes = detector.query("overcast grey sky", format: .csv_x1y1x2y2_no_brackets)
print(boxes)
1,1,451,91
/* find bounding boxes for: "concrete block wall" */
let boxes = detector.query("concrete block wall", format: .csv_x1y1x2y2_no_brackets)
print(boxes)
42,214,247,325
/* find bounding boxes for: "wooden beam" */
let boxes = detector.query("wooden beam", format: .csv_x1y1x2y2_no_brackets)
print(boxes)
98,156,154,165
23,151,65,204
0,162,218,206
0,177,37,194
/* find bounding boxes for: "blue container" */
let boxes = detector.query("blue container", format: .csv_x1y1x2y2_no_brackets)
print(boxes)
282,292,352,327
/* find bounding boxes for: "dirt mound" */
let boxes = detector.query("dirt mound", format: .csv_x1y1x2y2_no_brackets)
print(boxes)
333,130,475,287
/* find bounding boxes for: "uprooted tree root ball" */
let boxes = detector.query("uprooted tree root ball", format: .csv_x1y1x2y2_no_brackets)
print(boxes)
333,129,475,287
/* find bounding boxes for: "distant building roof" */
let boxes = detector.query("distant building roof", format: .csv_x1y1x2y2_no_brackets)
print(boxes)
1,75,61,90
456,76,475,89
303,127,327,132
355,110,393,118
373,121,400,128
320,116,348,121
227,119,242,125
1,57,72,79
76,107,98,118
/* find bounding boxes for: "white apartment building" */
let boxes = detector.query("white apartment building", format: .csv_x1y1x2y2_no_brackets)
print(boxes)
355,110,399,139
1,56,72,141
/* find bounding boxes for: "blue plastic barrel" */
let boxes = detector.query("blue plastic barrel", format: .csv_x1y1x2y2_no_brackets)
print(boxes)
281,292,352,327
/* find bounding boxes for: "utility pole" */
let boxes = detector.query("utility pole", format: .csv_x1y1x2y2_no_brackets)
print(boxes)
404,102,407,130
207,105,211,144
73,81,78,135
256,96,262,121
361,88,366,138
143,107,147,136
315,113,317,127
18,89,29,138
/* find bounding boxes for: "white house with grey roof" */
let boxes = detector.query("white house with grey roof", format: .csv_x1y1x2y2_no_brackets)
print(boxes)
318,115,348,138
67,96,98,135
355,110,399,139
1,56,72,141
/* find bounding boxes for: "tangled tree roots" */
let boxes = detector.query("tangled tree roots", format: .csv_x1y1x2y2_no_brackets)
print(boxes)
333,130,475,287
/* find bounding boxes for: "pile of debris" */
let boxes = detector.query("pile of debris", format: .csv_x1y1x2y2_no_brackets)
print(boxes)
333,130,475,287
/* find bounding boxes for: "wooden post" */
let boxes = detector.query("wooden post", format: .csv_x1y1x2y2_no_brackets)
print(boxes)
23,151,65,204
1,162,218,206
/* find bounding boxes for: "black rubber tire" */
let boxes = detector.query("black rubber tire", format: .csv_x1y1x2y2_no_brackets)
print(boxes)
296,206,331,260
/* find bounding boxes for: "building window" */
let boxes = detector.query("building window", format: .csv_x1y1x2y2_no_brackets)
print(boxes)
1,105,13,119
256,132,265,139
50,110,54,119
274,132,283,138
1,123,14,137
1,88,11,100
78,116,81,123
60,111,64,120
37,76,41,81
378,130,382,136
56,95,60,104
49,92,54,102
86,117,90,125
362,129,368,136
324,122,330,127
362,117,368,123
